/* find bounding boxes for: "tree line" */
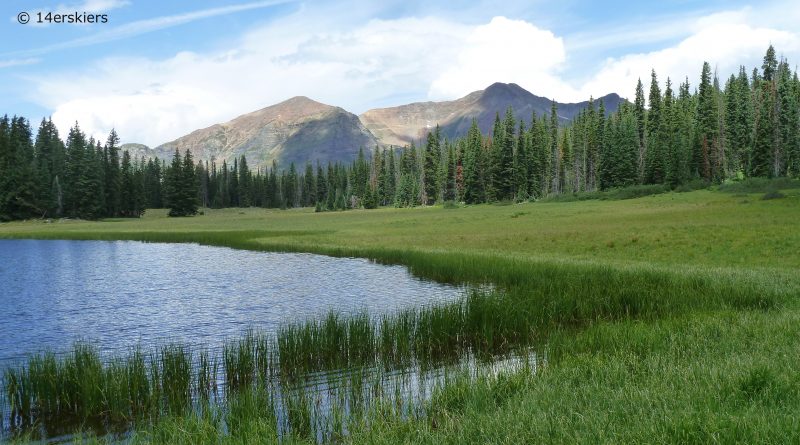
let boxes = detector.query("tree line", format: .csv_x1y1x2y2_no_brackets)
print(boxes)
1,46,797,220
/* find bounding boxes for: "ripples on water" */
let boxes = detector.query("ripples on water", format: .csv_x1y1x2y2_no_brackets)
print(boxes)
0,239,465,365
1,240,528,443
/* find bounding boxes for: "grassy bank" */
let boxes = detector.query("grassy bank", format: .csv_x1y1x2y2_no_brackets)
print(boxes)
2,187,800,443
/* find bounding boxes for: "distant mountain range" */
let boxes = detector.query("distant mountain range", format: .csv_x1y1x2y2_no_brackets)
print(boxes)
121,83,624,169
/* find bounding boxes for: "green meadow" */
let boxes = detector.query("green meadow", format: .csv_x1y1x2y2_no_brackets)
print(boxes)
2,184,800,443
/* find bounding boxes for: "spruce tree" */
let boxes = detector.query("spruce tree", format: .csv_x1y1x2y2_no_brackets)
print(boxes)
497,107,516,200
634,78,647,180
120,150,133,216
239,156,251,207
751,77,776,177
695,62,720,181
104,129,121,217
762,44,777,82
423,127,441,204
485,113,502,202
0,117,39,220
549,101,560,195
514,120,529,199
443,144,456,202
33,118,65,216
164,149,199,216
777,60,797,177
462,119,484,203
645,70,665,183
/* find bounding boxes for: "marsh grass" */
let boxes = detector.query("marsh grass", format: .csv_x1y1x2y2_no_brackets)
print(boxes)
2,188,799,443
3,255,789,440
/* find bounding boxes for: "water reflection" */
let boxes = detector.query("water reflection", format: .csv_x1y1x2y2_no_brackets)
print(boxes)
0,239,464,364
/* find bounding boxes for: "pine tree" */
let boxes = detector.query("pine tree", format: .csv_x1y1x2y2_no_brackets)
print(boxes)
497,107,516,200
286,163,298,207
423,127,441,204
104,129,121,216
529,112,550,198
660,78,678,186
751,79,776,177
316,163,328,207
0,117,39,220
239,156,251,207
462,119,484,203
120,150,135,216
443,143,457,202
777,60,797,177
645,70,665,183
63,122,86,217
634,77,647,181
762,44,777,82
485,113,502,202
695,62,720,181
514,120,529,199
164,149,199,216
724,67,752,176
549,101,560,195
229,158,240,207
559,125,571,193
33,118,65,216
384,148,397,204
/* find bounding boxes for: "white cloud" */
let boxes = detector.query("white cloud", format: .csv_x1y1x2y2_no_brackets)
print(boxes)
428,16,577,101
580,20,800,103
28,6,800,147
0,58,40,68
39,14,477,146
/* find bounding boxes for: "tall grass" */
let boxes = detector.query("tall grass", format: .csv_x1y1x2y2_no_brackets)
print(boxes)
4,255,785,440
2,189,797,442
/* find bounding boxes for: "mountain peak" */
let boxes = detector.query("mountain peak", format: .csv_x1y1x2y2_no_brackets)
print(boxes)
360,83,626,146
152,94,376,169
278,95,328,108
480,82,536,107
484,82,524,93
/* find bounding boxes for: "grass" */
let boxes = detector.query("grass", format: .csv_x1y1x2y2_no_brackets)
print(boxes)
2,186,800,443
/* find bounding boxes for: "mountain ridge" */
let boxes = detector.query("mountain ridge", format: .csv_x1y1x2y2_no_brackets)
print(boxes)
360,82,624,146
123,84,625,168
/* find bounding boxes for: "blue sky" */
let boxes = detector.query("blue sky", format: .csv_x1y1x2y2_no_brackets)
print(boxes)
1,0,798,146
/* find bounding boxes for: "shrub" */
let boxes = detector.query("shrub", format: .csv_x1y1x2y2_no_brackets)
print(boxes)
761,191,786,200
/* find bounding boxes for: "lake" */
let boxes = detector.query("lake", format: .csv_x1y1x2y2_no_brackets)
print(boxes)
0,239,465,366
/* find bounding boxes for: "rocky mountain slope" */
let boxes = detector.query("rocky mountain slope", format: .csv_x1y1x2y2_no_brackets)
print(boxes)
360,82,625,146
122,84,625,168
127,97,379,169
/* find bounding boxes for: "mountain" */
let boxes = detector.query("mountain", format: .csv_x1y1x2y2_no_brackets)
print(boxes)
149,96,379,169
122,84,624,169
359,83,625,146
119,143,157,161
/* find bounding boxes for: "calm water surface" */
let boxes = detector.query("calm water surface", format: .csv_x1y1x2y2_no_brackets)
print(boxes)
0,239,464,365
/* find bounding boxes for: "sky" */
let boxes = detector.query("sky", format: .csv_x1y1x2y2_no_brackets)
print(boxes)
1,0,799,147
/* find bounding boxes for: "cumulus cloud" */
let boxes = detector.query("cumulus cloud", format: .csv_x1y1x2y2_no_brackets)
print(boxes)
39,15,476,146
580,18,800,103
28,5,800,147
428,17,577,101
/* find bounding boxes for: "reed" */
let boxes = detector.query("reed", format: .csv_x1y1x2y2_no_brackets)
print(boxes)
158,344,192,415
2,188,798,443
